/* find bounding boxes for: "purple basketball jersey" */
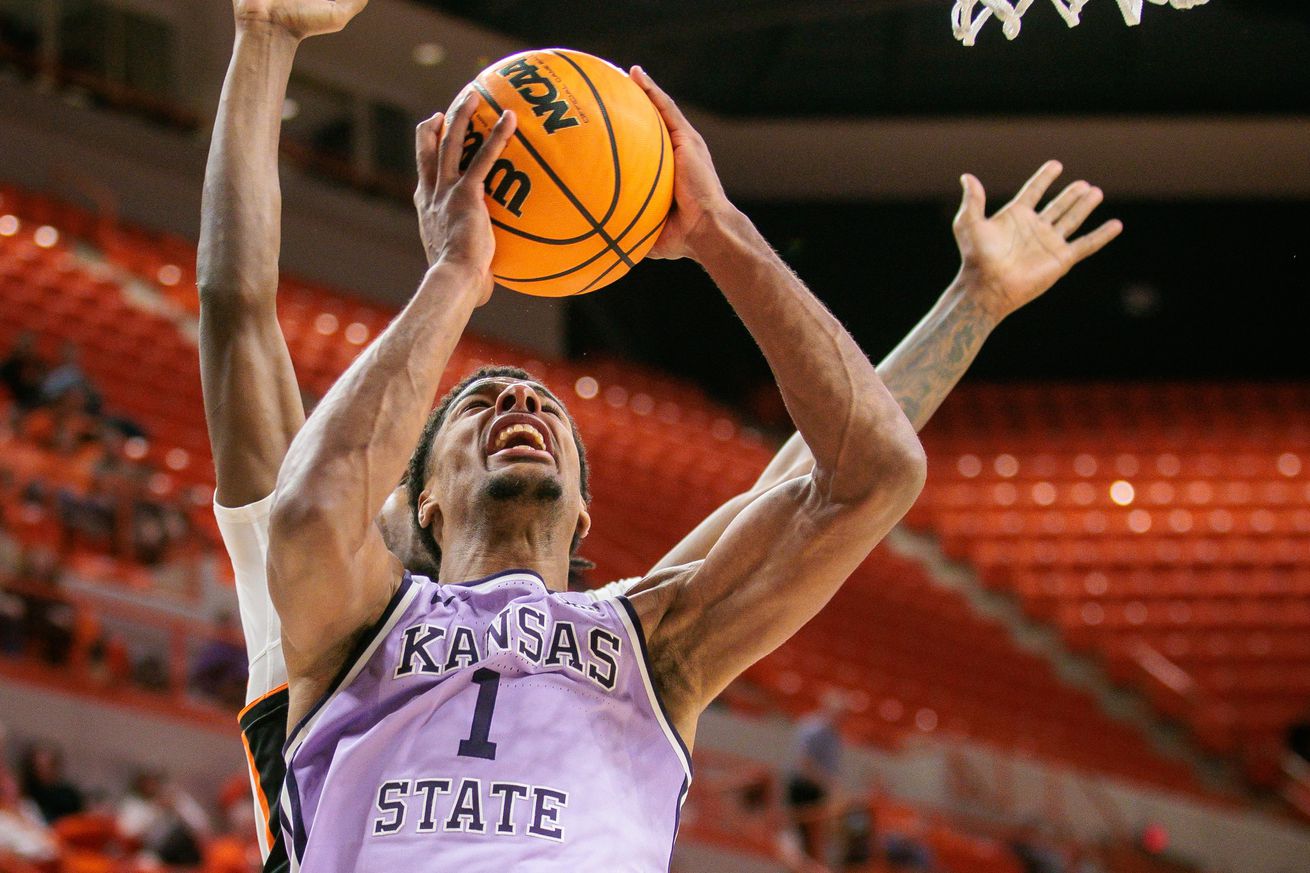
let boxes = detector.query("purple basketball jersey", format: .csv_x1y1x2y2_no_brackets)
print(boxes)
281,570,692,871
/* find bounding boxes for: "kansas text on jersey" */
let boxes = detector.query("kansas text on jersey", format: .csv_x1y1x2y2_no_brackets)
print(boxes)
282,570,691,872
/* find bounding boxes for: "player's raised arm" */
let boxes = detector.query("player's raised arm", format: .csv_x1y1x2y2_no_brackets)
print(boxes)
649,160,1122,570
198,0,367,507
267,100,518,675
625,70,925,731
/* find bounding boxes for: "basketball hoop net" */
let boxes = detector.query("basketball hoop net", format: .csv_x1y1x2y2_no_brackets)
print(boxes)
951,0,1209,46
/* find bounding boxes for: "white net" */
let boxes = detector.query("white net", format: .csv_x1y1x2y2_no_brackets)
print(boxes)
951,0,1209,46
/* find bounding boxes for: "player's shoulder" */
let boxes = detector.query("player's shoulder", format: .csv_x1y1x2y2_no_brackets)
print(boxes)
620,562,700,629
622,563,695,595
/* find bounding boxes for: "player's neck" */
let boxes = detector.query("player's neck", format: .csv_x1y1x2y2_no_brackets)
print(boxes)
437,526,571,591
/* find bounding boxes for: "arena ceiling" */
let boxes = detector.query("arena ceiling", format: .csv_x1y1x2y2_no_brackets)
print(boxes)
421,0,1310,118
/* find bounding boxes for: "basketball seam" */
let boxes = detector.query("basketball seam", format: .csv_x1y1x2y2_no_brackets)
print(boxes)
571,213,669,296
472,80,632,269
549,50,626,243
598,98,669,251
493,104,668,286
492,238,616,284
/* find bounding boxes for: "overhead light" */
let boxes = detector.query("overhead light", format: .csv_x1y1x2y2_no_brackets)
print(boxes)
1121,282,1161,317
412,43,447,67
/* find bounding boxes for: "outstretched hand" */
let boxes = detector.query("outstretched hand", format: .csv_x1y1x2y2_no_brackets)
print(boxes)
414,92,517,305
630,66,735,261
954,160,1123,320
234,0,368,39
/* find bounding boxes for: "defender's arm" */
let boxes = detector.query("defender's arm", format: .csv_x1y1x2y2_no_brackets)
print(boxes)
650,161,1122,570
625,72,925,731
267,102,517,666
198,2,368,507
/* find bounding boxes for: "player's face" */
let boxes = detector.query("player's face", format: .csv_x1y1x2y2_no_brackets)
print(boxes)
420,377,588,551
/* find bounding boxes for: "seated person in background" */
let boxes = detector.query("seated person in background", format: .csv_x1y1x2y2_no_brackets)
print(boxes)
1009,820,1070,873
116,770,209,868
18,743,84,824
0,333,47,425
38,343,100,417
189,612,249,708
787,693,850,863
22,384,99,456
13,549,72,667
0,757,59,868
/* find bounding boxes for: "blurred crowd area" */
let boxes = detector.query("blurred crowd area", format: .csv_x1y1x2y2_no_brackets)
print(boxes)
0,723,259,873
0,330,247,711
0,330,197,566
675,706,1196,873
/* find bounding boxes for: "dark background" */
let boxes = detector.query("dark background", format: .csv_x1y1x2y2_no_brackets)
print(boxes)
427,0,1309,400
426,0,1310,118
569,200,1309,398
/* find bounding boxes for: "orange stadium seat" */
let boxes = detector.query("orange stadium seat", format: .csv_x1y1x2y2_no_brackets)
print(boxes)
915,383,1310,779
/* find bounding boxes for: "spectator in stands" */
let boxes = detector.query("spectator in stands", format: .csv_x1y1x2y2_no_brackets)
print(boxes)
206,775,260,873
18,742,84,823
56,464,120,555
0,332,46,423
39,342,100,417
23,380,99,455
133,652,172,693
785,692,850,864
117,769,209,867
189,611,247,708
0,519,23,655
882,830,935,871
836,801,874,870
54,444,177,566
14,548,72,666
1009,820,1069,873
0,756,59,867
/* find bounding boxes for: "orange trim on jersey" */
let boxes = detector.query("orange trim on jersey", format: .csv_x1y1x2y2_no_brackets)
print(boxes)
237,682,289,721
241,728,277,851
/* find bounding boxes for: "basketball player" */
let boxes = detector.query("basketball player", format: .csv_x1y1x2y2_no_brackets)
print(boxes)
198,3,1122,869
255,49,1125,862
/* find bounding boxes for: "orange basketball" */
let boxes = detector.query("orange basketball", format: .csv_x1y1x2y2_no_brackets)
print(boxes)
462,49,674,297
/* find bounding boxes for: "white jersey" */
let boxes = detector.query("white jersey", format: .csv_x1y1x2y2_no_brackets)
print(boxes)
214,493,287,702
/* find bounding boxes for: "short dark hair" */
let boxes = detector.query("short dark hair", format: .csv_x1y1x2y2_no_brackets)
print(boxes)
404,365,592,585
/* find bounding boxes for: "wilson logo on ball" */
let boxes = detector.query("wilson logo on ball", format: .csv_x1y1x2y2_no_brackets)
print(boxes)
497,58,581,134
462,129,533,217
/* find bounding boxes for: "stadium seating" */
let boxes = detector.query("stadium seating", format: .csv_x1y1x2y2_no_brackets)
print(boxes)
912,382,1310,785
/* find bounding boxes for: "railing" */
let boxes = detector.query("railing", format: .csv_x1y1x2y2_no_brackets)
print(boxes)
0,43,197,131
1,572,240,727
1130,641,1201,723
1,39,415,206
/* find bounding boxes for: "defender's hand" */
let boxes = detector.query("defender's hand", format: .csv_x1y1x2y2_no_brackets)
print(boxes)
954,160,1123,320
630,66,735,262
414,93,517,304
234,0,368,40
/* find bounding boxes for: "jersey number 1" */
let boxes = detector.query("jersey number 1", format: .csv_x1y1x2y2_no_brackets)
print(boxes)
458,668,500,760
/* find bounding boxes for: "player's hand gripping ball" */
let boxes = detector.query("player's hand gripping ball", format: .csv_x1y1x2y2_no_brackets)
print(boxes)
459,49,674,297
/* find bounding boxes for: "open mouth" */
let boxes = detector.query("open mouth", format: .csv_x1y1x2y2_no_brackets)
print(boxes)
486,414,554,463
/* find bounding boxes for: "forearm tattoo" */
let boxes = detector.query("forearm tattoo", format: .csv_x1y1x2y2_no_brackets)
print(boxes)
881,293,992,431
